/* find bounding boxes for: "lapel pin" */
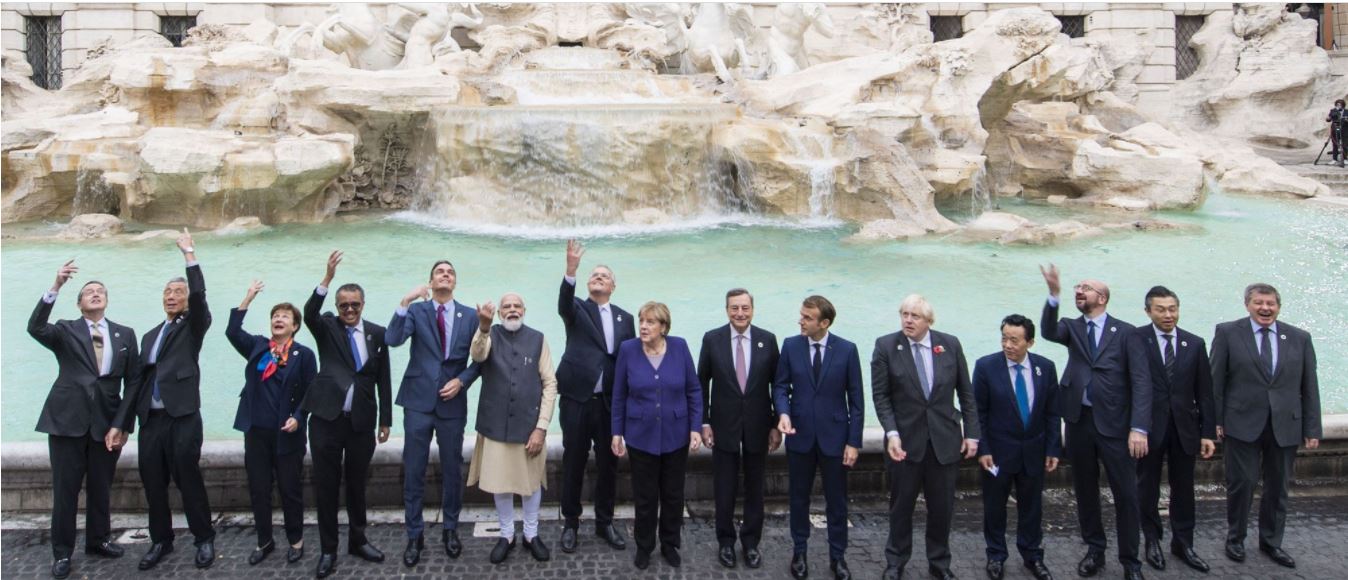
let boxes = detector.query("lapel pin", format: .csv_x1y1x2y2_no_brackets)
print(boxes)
456,312,462,318
114,332,120,338
617,315,623,322
897,344,904,351
1110,326,1117,332
292,350,299,356
933,345,945,355
757,341,763,348
1181,341,1188,348
1280,334,1286,340
1035,366,1042,376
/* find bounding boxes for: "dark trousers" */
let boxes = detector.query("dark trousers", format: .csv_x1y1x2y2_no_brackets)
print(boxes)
629,445,689,554
1066,407,1141,569
982,466,1046,564
787,443,848,560
1137,417,1197,548
559,395,616,529
713,447,767,550
886,443,958,572
48,434,120,558
139,410,215,546
402,409,466,538
1225,418,1296,548
243,429,305,547
310,414,376,554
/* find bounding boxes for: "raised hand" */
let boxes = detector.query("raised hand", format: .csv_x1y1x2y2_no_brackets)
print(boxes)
401,284,430,308
477,301,496,330
1039,263,1061,297
322,250,343,287
240,280,265,309
176,228,195,258
565,239,585,277
53,259,78,291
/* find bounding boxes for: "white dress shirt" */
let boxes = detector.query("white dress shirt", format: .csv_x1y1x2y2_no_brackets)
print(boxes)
86,318,113,376
1006,354,1033,409
317,285,368,412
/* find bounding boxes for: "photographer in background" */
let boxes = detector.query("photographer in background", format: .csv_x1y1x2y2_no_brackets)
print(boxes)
1326,99,1346,167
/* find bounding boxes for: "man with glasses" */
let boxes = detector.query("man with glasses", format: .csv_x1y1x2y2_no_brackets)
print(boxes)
302,251,393,578
1039,265,1151,580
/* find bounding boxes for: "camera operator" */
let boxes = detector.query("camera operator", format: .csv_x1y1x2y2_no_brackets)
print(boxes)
1326,99,1346,167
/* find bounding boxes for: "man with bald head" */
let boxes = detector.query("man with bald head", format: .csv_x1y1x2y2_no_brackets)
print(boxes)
1039,265,1152,580
468,293,558,564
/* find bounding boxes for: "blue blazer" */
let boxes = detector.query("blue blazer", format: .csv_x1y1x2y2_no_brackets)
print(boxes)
386,299,482,419
1041,302,1151,438
611,336,703,455
227,308,316,456
773,334,864,457
972,352,1062,476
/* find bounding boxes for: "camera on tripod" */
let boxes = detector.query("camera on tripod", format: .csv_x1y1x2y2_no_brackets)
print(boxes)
1320,99,1348,167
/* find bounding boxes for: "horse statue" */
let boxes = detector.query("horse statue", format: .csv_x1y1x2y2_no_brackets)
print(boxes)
763,3,836,78
678,3,757,82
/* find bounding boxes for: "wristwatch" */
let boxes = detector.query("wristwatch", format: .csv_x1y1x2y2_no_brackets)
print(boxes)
182,246,195,254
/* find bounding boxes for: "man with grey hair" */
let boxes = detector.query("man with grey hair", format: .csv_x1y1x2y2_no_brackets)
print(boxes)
467,293,557,564
1211,283,1320,569
114,229,217,571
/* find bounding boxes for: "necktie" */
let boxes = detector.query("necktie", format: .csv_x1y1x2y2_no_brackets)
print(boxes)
91,325,105,376
811,343,822,383
1259,327,1274,375
1087,320,1099,361
348,326,364,372
1162,333,1176,382
151,325,166,403
601,306,615,354
437,304,448,360
734,335,748,393
1014,363,1030,427
913,342,931,399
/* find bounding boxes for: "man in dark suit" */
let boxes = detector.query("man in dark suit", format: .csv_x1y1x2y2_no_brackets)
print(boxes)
29,260,140,580
774,295,864,580
1038,264,1151,580
301,250,393,578
386,260,481,566
697,288,781,570
1131,286,1216,573
872,294,980,580
1212,283,1321,569
114,230,217,571
973,314,1060,580
556,239,635,553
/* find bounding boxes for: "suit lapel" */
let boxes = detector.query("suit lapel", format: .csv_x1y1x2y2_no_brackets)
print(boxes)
1271,329,1289,383
1238,318,1273,383
67,320,100,374
895,335,922,396
1144,324,1168,388
583,299,607,352
1094,314,1118,359
426,302,444,354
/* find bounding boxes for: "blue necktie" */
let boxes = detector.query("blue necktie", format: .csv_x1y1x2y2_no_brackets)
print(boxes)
348,326,364,372
1014,364,1031,427
1086,320,1099,360
151,325,167,403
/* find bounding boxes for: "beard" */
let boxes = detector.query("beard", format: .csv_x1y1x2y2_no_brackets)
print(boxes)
502,318,523,332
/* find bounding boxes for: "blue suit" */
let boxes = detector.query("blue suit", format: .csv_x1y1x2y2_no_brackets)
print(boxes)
773,333,864,560
386,299,481,538
973,352,1061,564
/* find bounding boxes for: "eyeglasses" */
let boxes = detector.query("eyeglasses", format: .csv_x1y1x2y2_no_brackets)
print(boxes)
1072,284,1098,294
337,302,363,311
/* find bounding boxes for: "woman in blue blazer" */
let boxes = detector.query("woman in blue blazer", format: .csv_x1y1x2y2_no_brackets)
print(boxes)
226,281,317,566
611,301,704,570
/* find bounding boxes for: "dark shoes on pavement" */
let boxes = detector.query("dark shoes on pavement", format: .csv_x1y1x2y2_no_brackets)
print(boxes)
138,542,173,571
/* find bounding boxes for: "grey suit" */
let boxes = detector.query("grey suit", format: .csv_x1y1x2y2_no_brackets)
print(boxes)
1211,317,1321,549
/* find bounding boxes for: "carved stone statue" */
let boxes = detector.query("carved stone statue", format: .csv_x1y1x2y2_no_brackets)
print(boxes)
677,3,757,82
763,3,835,77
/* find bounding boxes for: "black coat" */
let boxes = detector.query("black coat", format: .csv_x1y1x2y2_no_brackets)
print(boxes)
118,264,211,427
1130,325,1216,455
28,298,141,438
555,277,635,403
227,307,317,456
697,324,779,454
299,288,392,433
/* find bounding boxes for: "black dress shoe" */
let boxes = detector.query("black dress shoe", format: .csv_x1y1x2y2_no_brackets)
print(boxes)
831,557,852,580
791,552,809,579
1025,560,1054,580
596,524,627,550
883,565,902,580
634,550,651,570
51,557,71,579
719,545,737,568
287,544,305,563
349,542,385,563
489,537,516,564
195,540,216,569
249,541,274,566
1171,545,1209,573
1259,544,1296,568
1144,539,1166,571
524,535,550,561
560,527,578,553
661,544,681,568
744,547,762,569
929,564,956,579
403,536,424,567
138,542,173,570
1076,551,1104,577
1224,541,1245,562
444,528,462,559
1123,568,1145,580
85,540,124,558
316,553,337,578
986,560,1005,580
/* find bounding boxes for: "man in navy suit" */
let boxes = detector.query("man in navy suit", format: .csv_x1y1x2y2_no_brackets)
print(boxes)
774,295,864,580
1131,286,1216,573
1039,265,1151,580
973,314,1060,580
387,260,482,567
556,240,635,553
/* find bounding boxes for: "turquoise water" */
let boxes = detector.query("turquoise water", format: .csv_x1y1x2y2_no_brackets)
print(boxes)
3,194,1346,442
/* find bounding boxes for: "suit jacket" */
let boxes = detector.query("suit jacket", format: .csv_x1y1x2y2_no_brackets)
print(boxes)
611,336,704,455
226,308,317,456
871,330,981,465
698,324,780,454
1211,317,1321,447
29,298,141,438
973,352,1062,476
386,299,482,419
300,288,393,433
119,264,212,427
555,277,635,403
1041,301,1151,438
1131,324,1216,455
772,334,864,457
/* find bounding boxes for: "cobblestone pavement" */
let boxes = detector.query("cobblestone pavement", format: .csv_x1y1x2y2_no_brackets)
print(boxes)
4,493,1345,579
